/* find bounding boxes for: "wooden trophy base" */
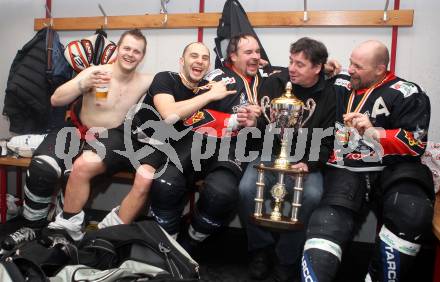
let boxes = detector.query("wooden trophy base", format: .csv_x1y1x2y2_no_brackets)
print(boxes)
250,214,304,231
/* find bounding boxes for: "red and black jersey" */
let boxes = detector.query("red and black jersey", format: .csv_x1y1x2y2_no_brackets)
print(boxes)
329,71,431,171
204,66,265,157
204,66,263,114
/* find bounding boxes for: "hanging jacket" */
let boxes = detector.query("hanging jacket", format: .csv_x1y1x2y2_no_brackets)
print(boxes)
3,27,72,134
214,0,273,72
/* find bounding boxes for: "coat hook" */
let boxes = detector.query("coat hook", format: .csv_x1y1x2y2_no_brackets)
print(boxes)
383,0,390,22
302,0,309,22
98,3,108,28
160,0,170,25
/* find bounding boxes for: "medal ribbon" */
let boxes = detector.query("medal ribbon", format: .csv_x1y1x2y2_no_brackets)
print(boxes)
232,66,259,105
346,72,394,114
179,73,212,94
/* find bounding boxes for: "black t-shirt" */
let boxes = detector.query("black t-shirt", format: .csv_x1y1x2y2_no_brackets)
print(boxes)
142,71,208,132
133,71,238,171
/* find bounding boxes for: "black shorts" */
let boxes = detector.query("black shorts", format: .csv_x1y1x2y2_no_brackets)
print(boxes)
321,166,380,213
33,120,78,171
82,125,133,176
176,134,245,182
35,122,165,176
134,140,167,170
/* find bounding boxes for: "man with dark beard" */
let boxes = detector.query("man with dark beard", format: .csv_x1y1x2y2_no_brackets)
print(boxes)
149,34,264,253
301,40,434,282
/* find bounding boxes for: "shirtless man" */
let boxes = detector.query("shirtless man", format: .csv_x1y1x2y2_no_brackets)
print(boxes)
1,29,152,248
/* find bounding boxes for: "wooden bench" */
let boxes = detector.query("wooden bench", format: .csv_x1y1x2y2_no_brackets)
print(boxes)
0,156,134,223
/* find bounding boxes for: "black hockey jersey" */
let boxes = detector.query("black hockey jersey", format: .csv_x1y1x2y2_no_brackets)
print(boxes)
204,66,263,113
329,71,430,171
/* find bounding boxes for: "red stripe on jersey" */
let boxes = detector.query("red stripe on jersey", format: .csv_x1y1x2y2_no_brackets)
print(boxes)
380,129,424,157
187,109,238,138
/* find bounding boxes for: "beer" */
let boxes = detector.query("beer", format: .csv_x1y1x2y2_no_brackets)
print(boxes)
95,70,111,101
95,86,109,100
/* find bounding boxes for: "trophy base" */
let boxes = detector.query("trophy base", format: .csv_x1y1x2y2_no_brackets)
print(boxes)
250,215,304,231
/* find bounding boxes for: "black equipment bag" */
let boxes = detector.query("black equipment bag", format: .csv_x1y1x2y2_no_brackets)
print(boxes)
78,220,200,280
0,220,199,281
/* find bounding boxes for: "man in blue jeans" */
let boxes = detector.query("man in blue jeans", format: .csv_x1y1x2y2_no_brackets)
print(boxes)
238,37,338,282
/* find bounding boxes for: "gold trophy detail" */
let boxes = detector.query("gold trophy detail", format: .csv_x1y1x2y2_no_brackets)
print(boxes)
252,82,315,230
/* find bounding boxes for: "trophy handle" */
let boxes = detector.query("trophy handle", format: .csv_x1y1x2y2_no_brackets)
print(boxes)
260,96,271,123
300,98,316,127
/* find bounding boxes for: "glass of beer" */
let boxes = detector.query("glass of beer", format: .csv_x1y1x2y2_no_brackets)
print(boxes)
95,71,111,101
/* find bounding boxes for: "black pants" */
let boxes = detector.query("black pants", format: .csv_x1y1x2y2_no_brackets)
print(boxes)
301,163,434,282
150,163,240,236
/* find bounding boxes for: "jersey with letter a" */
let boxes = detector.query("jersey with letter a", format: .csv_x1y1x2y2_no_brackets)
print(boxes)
329,71,430,171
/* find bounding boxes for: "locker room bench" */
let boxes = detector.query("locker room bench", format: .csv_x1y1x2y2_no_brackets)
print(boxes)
0,156,134,224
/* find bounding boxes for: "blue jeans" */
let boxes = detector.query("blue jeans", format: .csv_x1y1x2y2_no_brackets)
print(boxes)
238,157,323,265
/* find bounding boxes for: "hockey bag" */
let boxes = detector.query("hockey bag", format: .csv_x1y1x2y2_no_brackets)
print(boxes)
77,220,200,280
0,220,200,281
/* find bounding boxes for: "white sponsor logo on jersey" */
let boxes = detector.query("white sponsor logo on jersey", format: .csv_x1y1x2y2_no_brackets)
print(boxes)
335,78,352,90
390,81,418,98
259,68,269,77
221,76,236,85
204,69,224,81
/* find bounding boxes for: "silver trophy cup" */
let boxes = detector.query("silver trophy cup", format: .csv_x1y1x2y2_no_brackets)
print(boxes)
251,82,315,230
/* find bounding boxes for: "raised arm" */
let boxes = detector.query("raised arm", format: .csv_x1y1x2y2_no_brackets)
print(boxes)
153,81,236,121
51,65,110,106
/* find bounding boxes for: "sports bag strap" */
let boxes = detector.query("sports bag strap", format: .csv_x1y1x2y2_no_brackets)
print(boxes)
80,238,118,269
46,27,54,84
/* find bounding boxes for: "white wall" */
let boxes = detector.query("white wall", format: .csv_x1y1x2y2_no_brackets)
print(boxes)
0,1,437,238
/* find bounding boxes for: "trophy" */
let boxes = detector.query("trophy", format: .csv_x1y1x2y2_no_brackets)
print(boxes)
251,82,315,230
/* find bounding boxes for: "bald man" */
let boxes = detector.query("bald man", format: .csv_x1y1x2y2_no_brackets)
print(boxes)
301,40,434,282
149,36,263,254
